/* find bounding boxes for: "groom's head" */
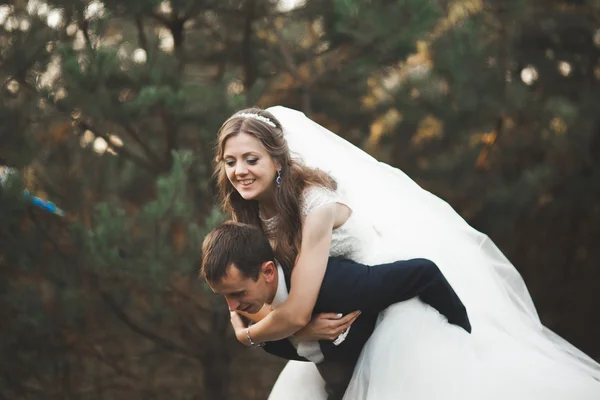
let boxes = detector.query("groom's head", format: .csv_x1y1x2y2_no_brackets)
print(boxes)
201,221,278,314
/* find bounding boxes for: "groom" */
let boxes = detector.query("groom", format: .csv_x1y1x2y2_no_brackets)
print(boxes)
201,221,471,399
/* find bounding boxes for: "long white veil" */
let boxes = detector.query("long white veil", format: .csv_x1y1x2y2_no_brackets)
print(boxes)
267,105,600,378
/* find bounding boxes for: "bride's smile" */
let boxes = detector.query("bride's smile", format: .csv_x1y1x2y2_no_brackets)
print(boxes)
223,132,280,201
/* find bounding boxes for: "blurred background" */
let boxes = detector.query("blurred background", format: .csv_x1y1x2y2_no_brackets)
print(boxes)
0,0,599,398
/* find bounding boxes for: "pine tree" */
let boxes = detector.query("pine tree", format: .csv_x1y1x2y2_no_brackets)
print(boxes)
2,0,599,397
0,0,287,397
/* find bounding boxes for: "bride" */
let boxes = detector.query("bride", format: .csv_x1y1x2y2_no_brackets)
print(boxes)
213,105,600,399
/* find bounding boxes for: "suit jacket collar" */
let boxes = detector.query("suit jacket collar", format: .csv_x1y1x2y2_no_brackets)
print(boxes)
262,262,309,362
281,261,292,290
265,260,372,363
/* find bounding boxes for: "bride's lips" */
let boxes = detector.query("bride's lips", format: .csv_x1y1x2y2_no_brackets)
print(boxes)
237,179,256,187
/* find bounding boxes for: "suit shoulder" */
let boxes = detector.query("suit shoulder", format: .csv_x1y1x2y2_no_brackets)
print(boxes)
326,256,363,267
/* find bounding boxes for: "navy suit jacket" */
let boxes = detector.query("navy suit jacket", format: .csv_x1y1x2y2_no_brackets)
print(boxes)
263,257,471,362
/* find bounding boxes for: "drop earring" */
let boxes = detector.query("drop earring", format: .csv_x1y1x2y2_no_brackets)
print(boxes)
276,169,282,187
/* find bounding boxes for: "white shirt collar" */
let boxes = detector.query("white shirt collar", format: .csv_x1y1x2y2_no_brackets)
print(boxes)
268,262,326,364
270,263,289,309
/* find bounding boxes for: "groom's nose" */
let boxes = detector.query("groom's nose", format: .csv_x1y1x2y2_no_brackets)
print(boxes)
225,297,240,311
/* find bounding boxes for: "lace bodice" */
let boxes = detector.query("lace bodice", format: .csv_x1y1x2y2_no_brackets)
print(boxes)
261,185,378,264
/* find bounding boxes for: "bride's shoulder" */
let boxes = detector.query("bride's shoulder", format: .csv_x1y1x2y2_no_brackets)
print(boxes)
301,185,340,217
302,184,338,201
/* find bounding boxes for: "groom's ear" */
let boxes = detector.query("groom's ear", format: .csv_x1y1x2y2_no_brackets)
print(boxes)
261,261,277,283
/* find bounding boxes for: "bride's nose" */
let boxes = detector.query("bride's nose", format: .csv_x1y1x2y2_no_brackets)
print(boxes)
235,163,248,176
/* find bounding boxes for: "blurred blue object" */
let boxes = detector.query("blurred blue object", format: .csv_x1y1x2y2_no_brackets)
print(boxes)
1,166,64,217
25,191,65,216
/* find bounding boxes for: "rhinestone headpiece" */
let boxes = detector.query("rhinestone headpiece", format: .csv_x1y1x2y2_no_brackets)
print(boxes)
236,112,276,127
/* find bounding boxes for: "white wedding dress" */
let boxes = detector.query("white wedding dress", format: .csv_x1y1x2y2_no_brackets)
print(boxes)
265,106,600,399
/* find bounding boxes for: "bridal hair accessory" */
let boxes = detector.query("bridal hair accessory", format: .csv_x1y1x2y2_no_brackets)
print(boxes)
276,169,282,187
236,112,276,128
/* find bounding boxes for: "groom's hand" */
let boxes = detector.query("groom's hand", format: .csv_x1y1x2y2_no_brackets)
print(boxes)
294,310,361,341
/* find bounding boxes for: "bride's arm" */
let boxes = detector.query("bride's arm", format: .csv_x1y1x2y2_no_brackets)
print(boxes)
233,203,337,345
238,305,271,323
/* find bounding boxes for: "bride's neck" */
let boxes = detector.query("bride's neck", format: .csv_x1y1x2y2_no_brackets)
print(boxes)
258,199,278,220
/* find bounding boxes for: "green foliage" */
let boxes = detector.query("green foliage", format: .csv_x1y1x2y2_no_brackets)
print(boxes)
72,151,210,283
1,0,599,397
124,84,188,116
333,0,443,54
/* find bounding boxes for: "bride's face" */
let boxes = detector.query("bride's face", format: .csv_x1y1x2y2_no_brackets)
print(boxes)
223,132,280,202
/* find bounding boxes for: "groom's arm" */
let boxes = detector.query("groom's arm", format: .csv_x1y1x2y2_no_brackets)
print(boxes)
263,339,310,362
319,258,471,333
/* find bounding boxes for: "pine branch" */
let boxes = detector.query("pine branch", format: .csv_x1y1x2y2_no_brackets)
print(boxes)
99,290,199,359
78,18,95,52
183,0,213,20
169,18,187,73
242,0,257,91
159,110,179,172
28,208,70,260
269,21,313,113
16,80,159,175
87,343,140,381
121,122,163,167
78,121,158,175
134,16,148,52
149,11,172,26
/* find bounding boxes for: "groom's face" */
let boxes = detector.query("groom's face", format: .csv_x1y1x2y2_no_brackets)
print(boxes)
208,261,277,315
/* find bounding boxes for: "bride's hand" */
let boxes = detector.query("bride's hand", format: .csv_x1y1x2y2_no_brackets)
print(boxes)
230,311,250,345
294,310,361,341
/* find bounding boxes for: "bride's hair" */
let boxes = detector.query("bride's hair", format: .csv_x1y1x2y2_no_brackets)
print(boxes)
214,107,336,270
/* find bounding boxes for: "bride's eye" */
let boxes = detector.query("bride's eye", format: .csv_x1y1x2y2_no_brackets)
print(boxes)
225,160,235,167
247,158,258,165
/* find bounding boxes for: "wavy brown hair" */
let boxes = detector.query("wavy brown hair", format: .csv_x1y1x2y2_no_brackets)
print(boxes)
214,107,336,270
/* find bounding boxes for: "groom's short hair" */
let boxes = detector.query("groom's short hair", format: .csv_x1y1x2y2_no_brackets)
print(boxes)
201,221,275,283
